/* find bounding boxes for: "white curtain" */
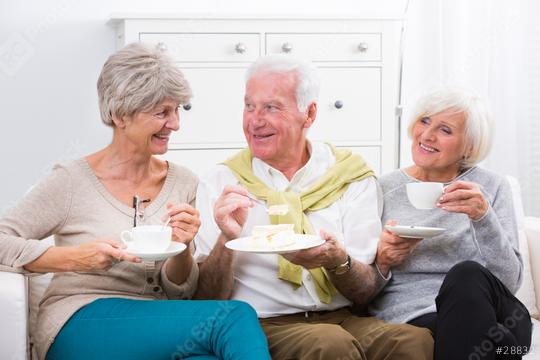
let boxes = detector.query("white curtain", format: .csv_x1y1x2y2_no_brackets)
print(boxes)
399,0,540,216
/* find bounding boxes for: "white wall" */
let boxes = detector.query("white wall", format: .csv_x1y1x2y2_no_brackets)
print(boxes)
398,0,539,216
0,0,406,214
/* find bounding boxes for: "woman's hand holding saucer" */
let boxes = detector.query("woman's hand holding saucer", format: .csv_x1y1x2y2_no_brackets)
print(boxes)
376,221,421,276
71,239,141,271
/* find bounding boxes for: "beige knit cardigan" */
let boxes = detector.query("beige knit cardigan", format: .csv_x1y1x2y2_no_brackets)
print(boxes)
0,159,200,359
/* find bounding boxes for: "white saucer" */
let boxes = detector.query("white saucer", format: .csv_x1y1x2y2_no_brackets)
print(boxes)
125,242,187,261
385,225,446,239
225,234,325,254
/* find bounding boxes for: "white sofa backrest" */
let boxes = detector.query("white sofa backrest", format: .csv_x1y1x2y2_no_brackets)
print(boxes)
508,176,539,318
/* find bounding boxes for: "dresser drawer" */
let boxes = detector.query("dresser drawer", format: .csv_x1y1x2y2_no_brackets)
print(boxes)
339,146,381,175
265,33,381,62
173,66,381,147
139,33,260,62
169,67,247,146
309,67,381,143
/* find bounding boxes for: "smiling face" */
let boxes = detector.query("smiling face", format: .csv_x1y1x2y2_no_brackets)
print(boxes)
120,99,180,156
243,71,315,172
410,109,469,181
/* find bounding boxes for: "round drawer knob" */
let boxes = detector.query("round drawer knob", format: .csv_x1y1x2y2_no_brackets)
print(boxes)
334,100,344,109
156,42,168,52
357,42,368,52
281,42,293,53
235,43,247,54
182,103,192,111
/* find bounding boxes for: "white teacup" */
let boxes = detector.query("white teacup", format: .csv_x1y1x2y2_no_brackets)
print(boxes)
120,225,172,253
406,182,444,209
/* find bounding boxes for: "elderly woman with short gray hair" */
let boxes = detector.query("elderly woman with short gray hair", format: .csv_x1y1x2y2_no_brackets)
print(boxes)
0,43,270,360
371,88,532,360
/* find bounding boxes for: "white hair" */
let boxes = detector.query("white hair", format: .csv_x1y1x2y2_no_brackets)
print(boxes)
408,87,494,169
245,54,320,112
97,42,192,127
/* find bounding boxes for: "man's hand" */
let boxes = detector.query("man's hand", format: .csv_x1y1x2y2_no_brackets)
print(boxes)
283,229,347,269
375,220,421,276
214,185,253,240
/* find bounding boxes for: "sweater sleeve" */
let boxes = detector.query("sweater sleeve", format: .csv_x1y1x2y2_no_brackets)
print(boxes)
471,177,522,293
159,165,200,299
160,260,199,299
0,165,72,271
341,176,383,264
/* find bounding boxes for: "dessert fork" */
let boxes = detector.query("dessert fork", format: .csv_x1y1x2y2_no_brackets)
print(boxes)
245,194,289,215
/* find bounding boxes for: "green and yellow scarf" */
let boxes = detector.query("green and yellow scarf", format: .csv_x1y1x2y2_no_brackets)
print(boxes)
224,144,374,303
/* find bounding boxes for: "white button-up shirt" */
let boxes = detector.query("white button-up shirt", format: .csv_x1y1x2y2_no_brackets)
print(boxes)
194,142,382,318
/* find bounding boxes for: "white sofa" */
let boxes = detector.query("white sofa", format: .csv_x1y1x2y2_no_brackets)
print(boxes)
1,177,540,360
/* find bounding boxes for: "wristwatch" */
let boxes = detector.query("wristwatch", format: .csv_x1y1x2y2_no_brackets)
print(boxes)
328,255,352,275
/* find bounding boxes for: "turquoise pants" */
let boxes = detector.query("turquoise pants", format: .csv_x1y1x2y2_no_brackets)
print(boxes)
46,298,271,360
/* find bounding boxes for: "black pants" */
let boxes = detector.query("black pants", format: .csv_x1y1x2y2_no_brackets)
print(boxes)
408,261,532,360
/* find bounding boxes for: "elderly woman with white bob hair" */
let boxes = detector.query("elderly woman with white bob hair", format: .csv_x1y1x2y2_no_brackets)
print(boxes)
369,88,532,360
0,43,270,360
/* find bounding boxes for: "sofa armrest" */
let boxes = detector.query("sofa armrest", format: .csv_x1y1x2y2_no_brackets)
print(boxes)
0,270,29,360
0,264,25,273
525,216,540,310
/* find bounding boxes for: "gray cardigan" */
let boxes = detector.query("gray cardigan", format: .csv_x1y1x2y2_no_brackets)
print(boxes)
369,166,523,324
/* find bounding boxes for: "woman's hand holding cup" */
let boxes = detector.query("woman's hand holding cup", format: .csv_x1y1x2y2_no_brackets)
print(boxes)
437,181,489,220
163,203,201,244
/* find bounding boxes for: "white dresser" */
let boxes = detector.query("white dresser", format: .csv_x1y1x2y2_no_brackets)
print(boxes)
109,15,403,176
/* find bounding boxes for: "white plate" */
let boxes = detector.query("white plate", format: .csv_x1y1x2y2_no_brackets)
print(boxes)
125,242,187,261
225,234,325,254
385,225,446,239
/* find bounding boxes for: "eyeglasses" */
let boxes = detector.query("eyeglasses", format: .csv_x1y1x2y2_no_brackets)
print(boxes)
132,195,151,227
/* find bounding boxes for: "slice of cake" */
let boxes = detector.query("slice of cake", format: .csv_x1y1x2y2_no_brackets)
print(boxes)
267,204,289,216
251,224,296,249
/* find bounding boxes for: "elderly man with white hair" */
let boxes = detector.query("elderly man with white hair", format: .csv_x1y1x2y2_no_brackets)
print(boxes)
193,54,433,360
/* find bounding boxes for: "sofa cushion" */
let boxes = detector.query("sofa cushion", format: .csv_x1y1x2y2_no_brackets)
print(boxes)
0,271,28,360
507,176,539,319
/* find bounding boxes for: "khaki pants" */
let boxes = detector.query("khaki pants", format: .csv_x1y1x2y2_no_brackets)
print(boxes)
259,308,433,360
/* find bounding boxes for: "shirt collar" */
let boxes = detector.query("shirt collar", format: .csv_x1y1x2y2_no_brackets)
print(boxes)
251,141,334,192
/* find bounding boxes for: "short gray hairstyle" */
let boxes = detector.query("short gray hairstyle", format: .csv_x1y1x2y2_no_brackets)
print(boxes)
245,54,320,112
97,42,192,127
408,87,493,169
